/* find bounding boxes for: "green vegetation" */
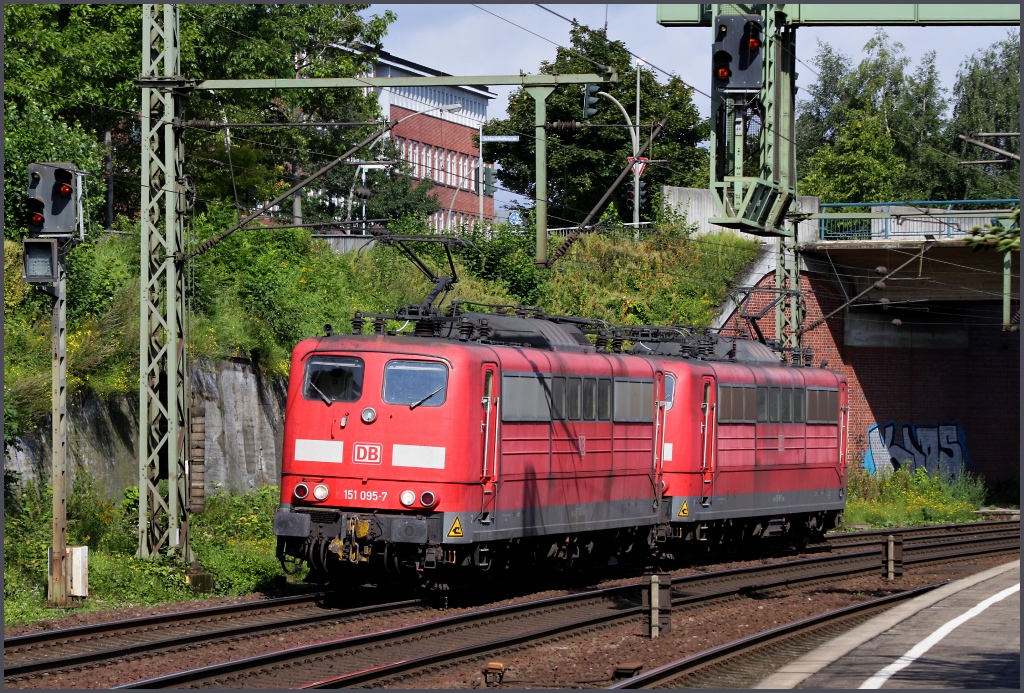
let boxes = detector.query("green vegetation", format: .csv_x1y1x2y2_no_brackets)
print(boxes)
843,466,988,528
3,471,289,628
484,23,708,224
797,30,1019,202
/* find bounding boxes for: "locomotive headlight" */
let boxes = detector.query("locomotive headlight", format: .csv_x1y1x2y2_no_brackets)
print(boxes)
313,484,330,501
420,491,437,508
361,407,377,424
400,489,416,507
293,483,309,500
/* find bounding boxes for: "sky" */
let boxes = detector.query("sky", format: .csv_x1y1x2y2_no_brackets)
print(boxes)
365,4,1015,215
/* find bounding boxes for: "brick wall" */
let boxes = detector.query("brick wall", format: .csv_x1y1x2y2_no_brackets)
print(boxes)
389,105,495,227
724,270,1020,484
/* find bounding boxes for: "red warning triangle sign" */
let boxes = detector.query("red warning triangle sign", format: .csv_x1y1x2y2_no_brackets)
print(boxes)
627,156,648,178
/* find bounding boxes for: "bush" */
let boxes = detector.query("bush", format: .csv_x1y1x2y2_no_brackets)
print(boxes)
845,466,987,527
2,473,291,627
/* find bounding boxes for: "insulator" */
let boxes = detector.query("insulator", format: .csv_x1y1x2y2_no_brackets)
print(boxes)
351,312,365,334
611,333,624,353
458,317,474,341
875,266,888,275
892,318,902,327
595,333,609,351
414,320,435,337
374,317,386,334
477,319,492,342
873,280,886,291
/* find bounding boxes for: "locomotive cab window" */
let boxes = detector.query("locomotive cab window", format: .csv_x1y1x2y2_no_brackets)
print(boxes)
383,360,448,407
663,374,676,411
304,356,364,403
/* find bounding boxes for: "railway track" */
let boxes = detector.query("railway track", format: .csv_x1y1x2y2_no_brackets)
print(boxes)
826,519,1019,549
2,592,425,682
110,524,1018,689
606,584,942,689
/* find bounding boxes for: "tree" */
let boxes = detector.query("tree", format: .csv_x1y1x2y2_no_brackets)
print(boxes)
3,4,399,223
482,24,707,224
796,31,1020,204
799,110,905,203
949,33,1020,200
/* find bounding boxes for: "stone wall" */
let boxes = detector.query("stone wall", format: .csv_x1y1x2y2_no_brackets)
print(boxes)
5,359,288,499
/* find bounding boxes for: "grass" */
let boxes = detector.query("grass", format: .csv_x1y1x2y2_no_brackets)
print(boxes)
3,472,294,628
843,466,989,528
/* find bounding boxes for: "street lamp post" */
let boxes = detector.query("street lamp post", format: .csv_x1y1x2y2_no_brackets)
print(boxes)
597,89,640,228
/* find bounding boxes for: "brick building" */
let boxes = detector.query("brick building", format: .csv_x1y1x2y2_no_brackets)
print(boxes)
709,220,1020,486
371,50,497,231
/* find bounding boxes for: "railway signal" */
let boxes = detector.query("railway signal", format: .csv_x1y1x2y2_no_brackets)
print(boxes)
24,161,84,606
711,15,764,91
582,83,601,119
27,162,80,237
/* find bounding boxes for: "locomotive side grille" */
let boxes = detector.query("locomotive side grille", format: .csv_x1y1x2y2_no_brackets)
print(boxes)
297,509,341,525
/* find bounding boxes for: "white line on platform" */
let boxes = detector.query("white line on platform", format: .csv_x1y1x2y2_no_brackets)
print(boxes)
859,582,1021,689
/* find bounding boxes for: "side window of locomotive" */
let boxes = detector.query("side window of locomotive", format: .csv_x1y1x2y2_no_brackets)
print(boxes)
663,374,676,411
551,377,566,420
583,379,598,420
502,374,554,422
718,385,732,422
567,377,582,420
598,379,613,421
768,387,780,422
756,387,768,422
780,387,793,422
806,389,838,424
718,385,755,423
304,356,364,403
383,360,448,407
742,386,756,421
613,380,654,422
793,388,804,422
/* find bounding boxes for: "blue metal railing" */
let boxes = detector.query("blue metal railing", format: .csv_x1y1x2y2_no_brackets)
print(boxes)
818,199,1019,241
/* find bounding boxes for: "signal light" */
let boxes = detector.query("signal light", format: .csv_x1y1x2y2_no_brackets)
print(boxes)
58,183,73,197
30,212,45,226
747,37,760,50
715,66,731,80
583,83,601,119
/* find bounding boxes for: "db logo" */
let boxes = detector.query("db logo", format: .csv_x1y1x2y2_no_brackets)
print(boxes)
353,443,383,464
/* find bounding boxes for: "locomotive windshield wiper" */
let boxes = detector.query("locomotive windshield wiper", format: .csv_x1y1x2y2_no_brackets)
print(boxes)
307,379,333,407
409,386,444,410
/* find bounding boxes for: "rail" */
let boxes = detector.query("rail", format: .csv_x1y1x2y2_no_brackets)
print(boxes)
606,584,943,689
113,524,1019,689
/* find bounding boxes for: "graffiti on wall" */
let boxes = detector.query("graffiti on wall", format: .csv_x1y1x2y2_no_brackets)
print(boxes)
863,422,967,477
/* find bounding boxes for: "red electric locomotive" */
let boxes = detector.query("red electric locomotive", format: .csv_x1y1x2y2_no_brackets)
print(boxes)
274,301,847,586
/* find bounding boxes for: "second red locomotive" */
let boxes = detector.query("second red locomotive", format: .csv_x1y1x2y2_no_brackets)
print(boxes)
274,303,847,585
